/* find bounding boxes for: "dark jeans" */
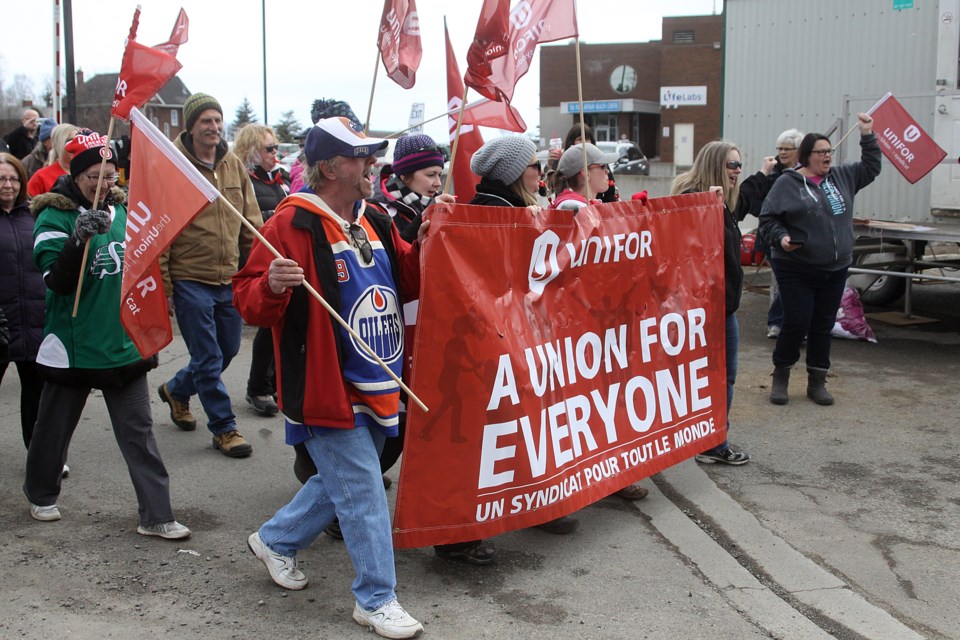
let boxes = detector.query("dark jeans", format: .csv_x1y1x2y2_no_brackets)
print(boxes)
0,359,44,448
247,327,276,396
770,259,848,370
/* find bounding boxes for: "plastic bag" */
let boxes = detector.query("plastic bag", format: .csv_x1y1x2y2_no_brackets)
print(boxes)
831,286,877,343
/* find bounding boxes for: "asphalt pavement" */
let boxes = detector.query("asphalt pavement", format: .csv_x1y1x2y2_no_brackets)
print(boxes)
0,278,957,639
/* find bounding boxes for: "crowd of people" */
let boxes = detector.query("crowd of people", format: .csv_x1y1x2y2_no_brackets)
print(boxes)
0,99,880,638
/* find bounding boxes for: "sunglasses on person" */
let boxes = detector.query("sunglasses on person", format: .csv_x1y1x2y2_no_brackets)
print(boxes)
527,161,542,172
264,144,279,153
725,161,743,170
348,224,373,264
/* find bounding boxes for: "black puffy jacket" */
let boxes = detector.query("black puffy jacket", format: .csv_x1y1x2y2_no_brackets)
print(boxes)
0,202,44,361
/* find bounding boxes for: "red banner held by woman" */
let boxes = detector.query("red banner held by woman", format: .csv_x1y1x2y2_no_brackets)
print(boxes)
868,92,947,184
393,195,729,548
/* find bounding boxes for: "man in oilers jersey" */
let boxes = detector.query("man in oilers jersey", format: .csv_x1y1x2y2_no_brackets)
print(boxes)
233,116,426,639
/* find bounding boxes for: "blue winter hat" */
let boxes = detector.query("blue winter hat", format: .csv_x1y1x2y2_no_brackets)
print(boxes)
392,134,444,176
38,118,57,142
304,117,388,164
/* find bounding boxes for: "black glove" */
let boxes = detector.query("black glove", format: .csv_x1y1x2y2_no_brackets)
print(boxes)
73,209,112,244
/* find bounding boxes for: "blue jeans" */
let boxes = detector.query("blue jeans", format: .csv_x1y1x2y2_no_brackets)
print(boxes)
258,425,396,611
167,281,242,435
704,313,738,455
770,259,848,370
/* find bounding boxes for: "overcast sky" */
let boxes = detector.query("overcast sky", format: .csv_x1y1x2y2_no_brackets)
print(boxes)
2,0,719,142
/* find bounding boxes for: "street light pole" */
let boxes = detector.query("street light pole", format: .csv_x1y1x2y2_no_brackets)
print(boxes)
63,0,77,124
262,0,268,125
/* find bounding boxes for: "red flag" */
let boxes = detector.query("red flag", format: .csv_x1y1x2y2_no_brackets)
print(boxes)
446,23,487,202
378,0,422,89
465,0,578,103
463,98,527,133
112,8,189,121
867,92,947,184
121,107,220,357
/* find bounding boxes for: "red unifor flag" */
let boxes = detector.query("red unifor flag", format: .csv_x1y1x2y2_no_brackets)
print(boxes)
868,92,947,184
446,22,487,202
378,0,422,89
111,8,189,121
463,97,527,133
121,107,219,357
393,194,729,547
465,0,578,103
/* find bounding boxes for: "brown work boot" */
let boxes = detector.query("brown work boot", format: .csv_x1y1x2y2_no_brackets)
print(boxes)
158,383,197,431
213,430,253,458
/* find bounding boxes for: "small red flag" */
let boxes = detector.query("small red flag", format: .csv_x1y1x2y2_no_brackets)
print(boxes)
121,107,219,357
446,23,487,202
868,92,947,184
464,0,578,103
463,98,527,133
378,0,422,89
112,8,189,121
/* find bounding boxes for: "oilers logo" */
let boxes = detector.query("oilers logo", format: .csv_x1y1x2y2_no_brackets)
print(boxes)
349,285,403,365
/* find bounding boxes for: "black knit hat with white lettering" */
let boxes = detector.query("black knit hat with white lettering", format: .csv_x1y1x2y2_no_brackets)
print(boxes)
183,93,223,131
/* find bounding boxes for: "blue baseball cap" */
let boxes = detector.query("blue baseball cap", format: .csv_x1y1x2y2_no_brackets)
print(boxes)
304,117,388,164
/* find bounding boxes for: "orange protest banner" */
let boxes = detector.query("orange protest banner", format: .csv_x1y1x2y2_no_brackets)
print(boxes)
393,194,728,548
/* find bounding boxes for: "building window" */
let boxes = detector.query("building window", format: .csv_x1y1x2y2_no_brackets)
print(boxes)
171,109,178,126
587,114,618,142
672,30,695,44
164,122,171,138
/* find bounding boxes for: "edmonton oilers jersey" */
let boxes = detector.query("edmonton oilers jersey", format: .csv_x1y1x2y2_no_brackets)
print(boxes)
322,204,403,437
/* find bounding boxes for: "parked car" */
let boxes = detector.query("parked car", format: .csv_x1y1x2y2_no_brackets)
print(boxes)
596,140,650,176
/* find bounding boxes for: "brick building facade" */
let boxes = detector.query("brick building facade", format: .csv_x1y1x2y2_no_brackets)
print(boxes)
539,15,722,166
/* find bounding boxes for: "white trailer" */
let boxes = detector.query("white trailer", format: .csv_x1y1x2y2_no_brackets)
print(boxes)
722,0,960,305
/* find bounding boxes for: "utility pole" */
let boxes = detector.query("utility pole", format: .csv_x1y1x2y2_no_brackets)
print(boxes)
63,0,77,124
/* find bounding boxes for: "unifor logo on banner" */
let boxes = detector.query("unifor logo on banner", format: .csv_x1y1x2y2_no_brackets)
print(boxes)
527,228,653,295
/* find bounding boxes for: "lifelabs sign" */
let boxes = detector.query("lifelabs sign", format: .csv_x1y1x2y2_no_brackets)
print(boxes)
868,92,946,184
392,196,728,548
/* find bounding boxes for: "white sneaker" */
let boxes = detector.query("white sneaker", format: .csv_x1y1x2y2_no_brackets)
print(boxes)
767,325,781,339
61,464,70,478
137,521,191,540
30,503,62,521
353,599,424,639
247,532,307,590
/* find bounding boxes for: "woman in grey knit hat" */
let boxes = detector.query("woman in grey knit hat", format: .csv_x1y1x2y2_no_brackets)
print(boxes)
469,136,542,212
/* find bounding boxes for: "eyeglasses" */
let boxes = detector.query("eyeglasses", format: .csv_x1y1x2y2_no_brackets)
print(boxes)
776,146,796,152
527,161,542,172
264,144,278,153
0,176,21,184
81,173,118,183
811,148,834,157
347,224,373,264
726,161,743,170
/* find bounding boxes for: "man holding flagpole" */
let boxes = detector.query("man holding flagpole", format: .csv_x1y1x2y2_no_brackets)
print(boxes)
156,92,263,458
234,117,425,638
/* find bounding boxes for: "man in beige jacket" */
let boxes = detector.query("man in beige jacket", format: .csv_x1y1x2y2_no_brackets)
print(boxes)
157,93,263,457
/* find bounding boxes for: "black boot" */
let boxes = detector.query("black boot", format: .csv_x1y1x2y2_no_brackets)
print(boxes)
806,368,834,405
770,366,791,405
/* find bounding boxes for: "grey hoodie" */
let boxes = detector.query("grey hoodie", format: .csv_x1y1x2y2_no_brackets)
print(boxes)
759,133,880,270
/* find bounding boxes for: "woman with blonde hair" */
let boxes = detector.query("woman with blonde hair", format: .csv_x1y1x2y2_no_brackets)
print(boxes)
233,124,289,416
671,140,775,465
27,123,78,197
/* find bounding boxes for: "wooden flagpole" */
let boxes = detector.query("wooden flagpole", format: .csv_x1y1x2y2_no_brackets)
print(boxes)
71,116,116,317
222,196,429,413
443,84,469,196
574,37,590,201
364,46,381,133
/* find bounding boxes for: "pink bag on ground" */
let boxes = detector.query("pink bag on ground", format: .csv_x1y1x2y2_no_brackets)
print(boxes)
832,286,877,343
